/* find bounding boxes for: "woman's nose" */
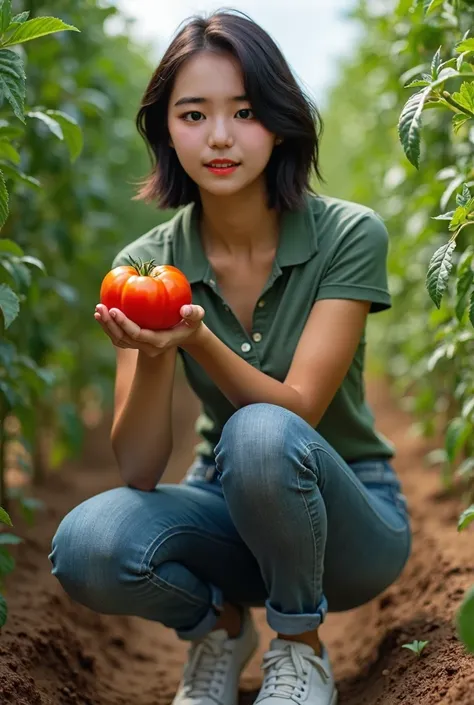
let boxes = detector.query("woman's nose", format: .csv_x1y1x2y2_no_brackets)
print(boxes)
208,119,234,148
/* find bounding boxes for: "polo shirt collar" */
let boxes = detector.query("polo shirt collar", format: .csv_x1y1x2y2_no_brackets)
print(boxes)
173,193,320,284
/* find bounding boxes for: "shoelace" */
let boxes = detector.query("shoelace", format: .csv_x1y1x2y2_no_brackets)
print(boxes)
260,644,329,699
182,634,230,697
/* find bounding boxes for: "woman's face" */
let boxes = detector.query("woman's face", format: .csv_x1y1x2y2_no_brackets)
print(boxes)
167,51,278,198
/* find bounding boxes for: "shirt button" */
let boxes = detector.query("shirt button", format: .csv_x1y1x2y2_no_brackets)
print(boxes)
252,332,262,343
241,342,251,353
257,299,265,308
209,279,215,286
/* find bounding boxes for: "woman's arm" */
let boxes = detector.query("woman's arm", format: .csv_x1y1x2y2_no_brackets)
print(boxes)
111,347,178,490
182,298,371,427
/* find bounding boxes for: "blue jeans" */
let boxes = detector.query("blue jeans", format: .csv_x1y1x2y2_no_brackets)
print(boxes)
49,403,411,640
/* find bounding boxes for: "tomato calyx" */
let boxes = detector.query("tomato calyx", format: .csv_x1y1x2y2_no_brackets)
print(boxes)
127,256,159,277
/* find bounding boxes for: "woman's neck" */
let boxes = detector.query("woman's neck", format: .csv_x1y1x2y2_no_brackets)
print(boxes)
199,182,280,258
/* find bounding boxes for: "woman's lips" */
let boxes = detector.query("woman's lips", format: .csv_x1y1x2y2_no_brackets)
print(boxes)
205,163,240,175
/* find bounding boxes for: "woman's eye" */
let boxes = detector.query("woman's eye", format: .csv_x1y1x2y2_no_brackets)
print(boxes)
183,111,204,122
181,108,253,121
236,108,254,119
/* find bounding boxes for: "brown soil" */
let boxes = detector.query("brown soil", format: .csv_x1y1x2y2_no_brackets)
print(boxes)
1,375,474,705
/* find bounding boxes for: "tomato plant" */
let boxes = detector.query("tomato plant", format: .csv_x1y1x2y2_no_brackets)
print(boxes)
321,0,473,655
0,0,165,623
100,259,192,330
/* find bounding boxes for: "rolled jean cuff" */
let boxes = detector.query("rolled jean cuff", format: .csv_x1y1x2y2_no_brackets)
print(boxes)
176,583,224,641
266,595,328,635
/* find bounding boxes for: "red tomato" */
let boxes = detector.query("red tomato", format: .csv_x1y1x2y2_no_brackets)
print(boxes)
99,260,192,330
100,266,136,312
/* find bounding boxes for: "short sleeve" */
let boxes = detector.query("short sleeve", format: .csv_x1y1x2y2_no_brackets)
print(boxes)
315,211,391,313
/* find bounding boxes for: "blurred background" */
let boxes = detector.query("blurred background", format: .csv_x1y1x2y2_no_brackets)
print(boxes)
1,0,473,511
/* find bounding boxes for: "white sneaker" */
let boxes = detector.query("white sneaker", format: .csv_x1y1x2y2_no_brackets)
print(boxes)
172,608,259,705
255,638,337,704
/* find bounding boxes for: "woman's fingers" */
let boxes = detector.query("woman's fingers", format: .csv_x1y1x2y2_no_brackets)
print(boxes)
181,304,205,326
95,306,137,347
96,304,206,353
109,308,144,341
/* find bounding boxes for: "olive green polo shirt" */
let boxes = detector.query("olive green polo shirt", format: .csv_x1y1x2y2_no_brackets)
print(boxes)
112,193,395,463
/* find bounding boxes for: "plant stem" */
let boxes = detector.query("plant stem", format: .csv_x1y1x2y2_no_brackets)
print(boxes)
442,91,474,118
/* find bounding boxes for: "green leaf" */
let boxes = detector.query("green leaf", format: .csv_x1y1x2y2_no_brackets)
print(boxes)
426,241,456,308
20,255,45,273
449,205,469,231
0,119,23,140
457,52,468,71
457,184,472,207
457,585,474,653
438,67,460,82
0,592,7,627
0,139,19,164
455,268,473,321
0,546,14,575
27,110,62,140
402,639,429,656
1,17,80,48
432,210,455,221
0,167,8,227
458,505,474,532
0,49,25,122
452,83,474,115
425,0,444,15
470,290,474,328
446,417,471,463
462,398,474,422
398,89,430,168
11,12,29,25
0,239,23,256
453,113,471,134
0,282,18,327
0,0,11,33
0,162,40,189
46,110,83,162
0,507,12,526
405,79,431,88
0,533,22,545
456,457,474,479
456,39,474,54
18,496,43,526
431,46,442,78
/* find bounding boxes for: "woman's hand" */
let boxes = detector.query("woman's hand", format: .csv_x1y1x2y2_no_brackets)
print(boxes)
94,303,206,357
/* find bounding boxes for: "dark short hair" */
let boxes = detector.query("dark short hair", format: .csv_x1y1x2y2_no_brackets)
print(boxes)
134,8,324,212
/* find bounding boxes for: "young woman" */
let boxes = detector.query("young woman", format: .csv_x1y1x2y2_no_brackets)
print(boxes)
50,10,411,705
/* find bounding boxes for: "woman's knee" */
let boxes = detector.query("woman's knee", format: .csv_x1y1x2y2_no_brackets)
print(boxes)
216,403,317,502
49,487,148,612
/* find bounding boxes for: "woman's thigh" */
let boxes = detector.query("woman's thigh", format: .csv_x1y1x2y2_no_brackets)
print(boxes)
214,403,411,613
317,453,412,611
50,481,267,605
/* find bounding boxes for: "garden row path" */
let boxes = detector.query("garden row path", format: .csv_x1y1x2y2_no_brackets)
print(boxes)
1,374,473,704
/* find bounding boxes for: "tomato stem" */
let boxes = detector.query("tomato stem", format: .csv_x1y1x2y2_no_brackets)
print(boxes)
128,256,157,277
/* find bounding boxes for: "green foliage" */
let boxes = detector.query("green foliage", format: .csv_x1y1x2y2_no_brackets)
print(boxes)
457,585,474,652
0,504,19,627
0,506,11,525
402,639,429,656
320,0,473,655
458,503,474,530
0,0,166,512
